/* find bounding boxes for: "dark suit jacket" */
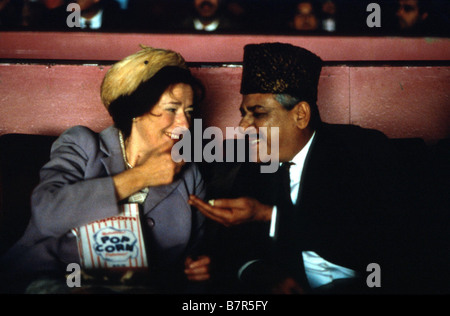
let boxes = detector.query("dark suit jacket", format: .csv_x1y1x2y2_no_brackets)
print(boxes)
201,123,444,294
41,0,128,32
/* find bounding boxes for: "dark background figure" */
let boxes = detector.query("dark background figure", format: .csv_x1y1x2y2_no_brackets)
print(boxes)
125,0,168,32
396,0,429,32
0,0,23,28
320,0,337,32
39,0,68,30
1,0,448,36
72,0,129,31
393,0,448,35
168,0,244,33
0,0,46,29
288,0,320,32
37,0,129,31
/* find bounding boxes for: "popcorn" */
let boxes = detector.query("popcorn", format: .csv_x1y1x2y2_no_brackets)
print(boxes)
72,203,148,270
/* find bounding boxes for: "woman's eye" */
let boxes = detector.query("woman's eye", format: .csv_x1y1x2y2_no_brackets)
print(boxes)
166,108,177,113
253,112,266,118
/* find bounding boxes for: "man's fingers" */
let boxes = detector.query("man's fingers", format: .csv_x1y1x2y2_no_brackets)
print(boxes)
188,195,235,225
211,197,247,209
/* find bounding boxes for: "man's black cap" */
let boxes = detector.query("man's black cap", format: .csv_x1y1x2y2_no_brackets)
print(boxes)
240,42,323,104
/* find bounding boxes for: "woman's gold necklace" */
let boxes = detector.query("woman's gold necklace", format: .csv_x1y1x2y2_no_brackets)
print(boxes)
118,131,133,169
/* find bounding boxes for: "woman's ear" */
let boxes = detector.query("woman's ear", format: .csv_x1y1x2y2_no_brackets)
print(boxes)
293,101,311,130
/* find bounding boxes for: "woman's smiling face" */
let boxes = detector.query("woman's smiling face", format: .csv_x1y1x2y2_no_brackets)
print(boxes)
132,83,194,154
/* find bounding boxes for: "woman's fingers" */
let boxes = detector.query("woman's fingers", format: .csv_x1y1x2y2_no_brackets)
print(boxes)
184,256,211,281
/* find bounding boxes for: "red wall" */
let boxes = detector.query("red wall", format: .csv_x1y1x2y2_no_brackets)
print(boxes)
1,32,448,62
0,32,449,144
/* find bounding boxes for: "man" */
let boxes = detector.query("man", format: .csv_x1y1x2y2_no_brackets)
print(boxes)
189,42,443,294
175,0,240,33
289,1,319,31
74,0,125,30
395,0,431,34
42,0,126,31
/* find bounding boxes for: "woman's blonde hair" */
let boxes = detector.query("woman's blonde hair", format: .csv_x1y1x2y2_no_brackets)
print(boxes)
100,45,187,109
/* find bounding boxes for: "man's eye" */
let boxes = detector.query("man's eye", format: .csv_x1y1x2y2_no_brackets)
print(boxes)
166,108,177,113
253,112,266,118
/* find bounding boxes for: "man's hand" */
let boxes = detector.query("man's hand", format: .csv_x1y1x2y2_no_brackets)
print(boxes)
184,255,211,281
188,195,273,226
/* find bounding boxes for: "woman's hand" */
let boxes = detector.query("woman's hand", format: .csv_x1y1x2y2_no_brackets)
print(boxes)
137,147,185,187
184,255,211,282
113,141,185,201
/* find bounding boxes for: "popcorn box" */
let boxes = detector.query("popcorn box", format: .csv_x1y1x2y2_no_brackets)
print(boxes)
72,203,148,270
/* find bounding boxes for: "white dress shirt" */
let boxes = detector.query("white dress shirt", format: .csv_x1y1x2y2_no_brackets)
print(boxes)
193,18,220,31
268,132,357,288
80,10,103,30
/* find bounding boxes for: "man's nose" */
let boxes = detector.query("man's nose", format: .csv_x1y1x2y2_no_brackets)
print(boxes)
239,116,253,129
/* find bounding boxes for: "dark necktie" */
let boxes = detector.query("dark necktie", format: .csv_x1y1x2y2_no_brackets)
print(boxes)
278,162,293,209
275,162,310,291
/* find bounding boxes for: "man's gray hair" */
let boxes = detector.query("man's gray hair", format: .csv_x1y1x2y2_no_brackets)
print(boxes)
274,94,302,110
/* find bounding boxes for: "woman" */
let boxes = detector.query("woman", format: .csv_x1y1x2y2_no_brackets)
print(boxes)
0,45,210,293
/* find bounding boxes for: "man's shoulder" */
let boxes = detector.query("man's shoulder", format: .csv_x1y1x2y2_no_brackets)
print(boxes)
313,123,400,166
320,123,388,141
316,123,391,151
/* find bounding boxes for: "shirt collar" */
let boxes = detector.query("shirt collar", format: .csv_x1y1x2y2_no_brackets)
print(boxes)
193,18,220,31
292,132,315,166
80,9,103,29
289,131,316,184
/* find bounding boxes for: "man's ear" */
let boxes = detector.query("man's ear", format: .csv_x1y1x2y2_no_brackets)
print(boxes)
292,101,311,130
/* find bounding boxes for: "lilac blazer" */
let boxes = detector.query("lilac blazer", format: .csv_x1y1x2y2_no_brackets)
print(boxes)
0,126,206,291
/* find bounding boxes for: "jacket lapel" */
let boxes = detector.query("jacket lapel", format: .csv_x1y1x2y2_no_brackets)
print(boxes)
98,126,126,176
142,179,182,215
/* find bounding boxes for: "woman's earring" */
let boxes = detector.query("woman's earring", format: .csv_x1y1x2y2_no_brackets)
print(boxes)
132,117,136,122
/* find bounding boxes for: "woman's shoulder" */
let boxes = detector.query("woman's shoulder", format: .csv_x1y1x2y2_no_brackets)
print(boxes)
58,125,98,140
52,126,101,156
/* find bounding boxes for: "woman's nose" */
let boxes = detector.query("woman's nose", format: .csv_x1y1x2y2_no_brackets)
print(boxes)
175,112,190,129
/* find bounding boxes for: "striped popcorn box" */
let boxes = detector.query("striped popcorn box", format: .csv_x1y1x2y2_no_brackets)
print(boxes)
72,203,148,270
